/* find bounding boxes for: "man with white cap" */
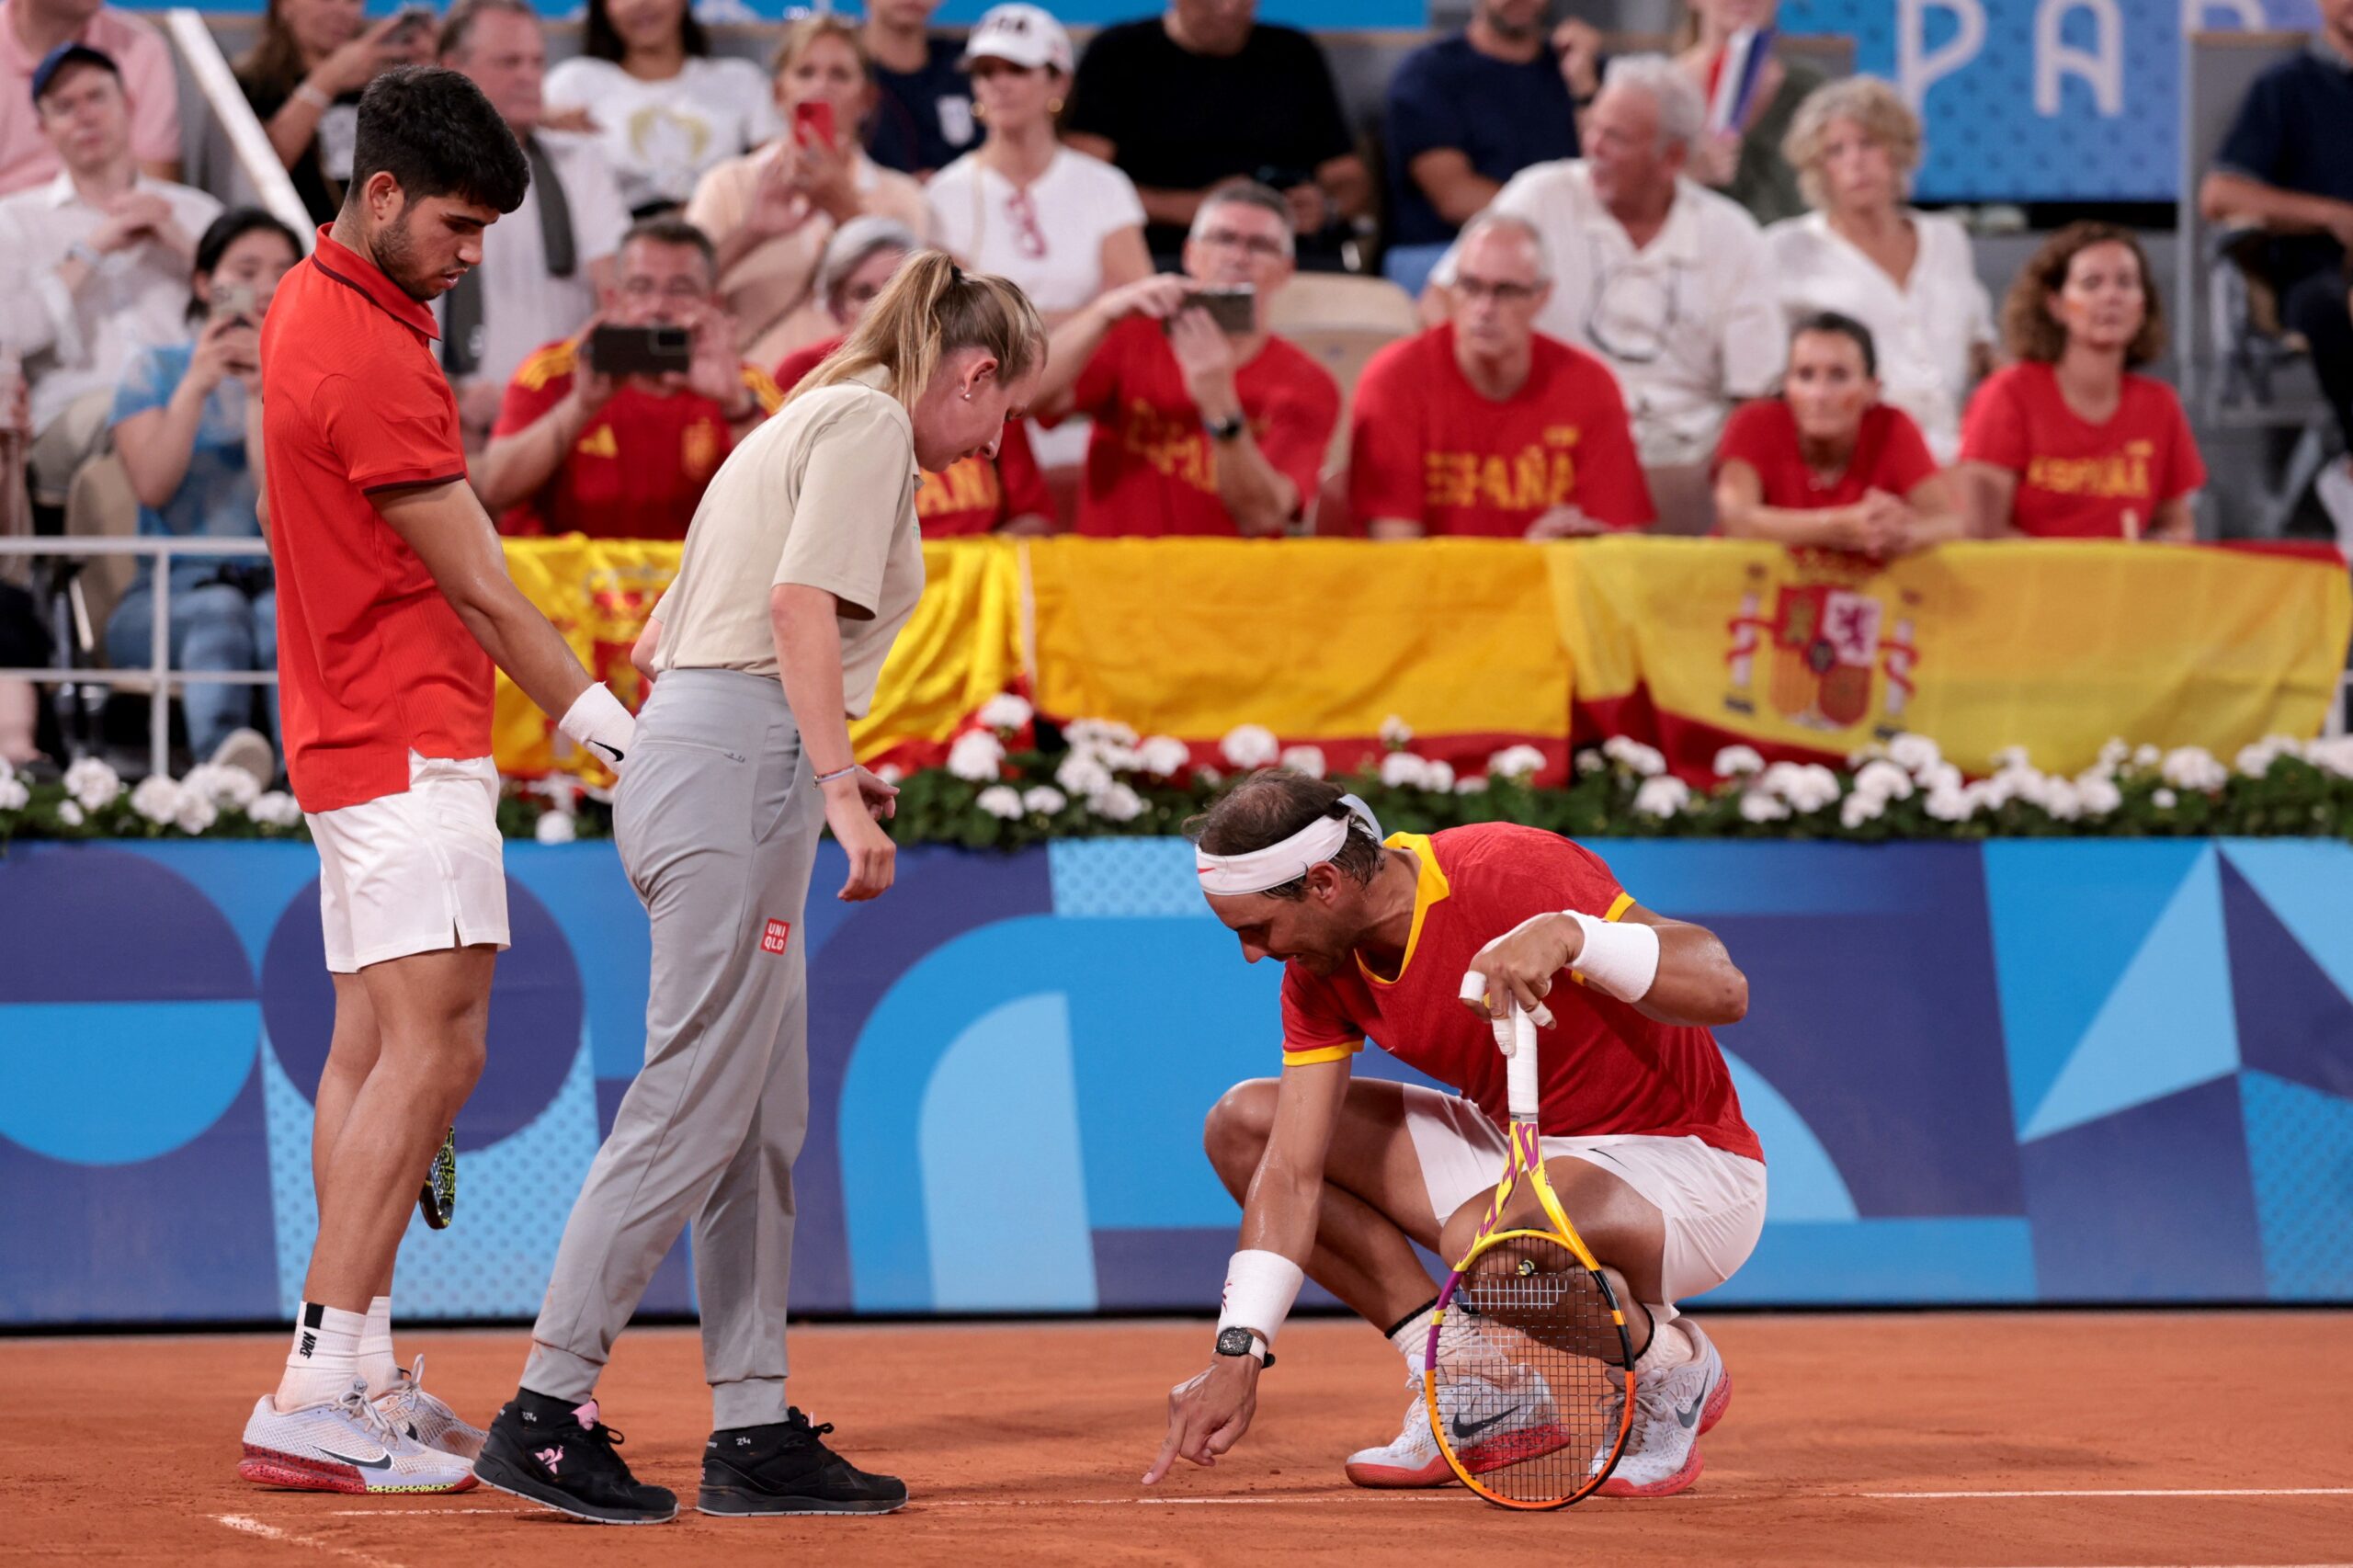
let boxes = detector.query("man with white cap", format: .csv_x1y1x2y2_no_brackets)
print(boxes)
1148,768,1767,1499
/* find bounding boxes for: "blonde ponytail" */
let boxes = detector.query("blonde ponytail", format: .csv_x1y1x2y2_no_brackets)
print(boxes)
792,250,1046,412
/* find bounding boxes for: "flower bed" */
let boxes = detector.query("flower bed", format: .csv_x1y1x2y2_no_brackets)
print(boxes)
7,703,2351,847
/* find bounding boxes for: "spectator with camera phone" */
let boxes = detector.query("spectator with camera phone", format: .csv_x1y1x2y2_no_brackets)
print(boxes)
238,0,438,225
476,218,782,540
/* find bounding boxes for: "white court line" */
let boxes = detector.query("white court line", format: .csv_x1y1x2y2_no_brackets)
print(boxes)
213,1514,412,1568
1855,1488,2353,1500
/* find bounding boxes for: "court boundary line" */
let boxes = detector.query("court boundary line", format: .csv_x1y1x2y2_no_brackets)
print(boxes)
214,1513,414,1568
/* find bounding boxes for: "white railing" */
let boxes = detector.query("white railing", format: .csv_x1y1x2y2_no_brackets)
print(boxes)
0,536,273,780
163,8,313,249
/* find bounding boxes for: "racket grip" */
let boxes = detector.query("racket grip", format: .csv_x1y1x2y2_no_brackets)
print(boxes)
1506,1006,1540,1122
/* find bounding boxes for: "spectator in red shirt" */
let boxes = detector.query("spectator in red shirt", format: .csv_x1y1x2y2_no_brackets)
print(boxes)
1029,177,1339,537
774,217,1052,536
1959,222,2204,541
476,216,782,540
1714,311,1959,559
1348,212,1650,540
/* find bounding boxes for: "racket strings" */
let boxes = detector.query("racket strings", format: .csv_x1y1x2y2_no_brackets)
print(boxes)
1430,1236,1632,1505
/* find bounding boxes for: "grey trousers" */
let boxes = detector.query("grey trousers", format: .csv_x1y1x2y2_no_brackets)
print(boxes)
524,669,820,1428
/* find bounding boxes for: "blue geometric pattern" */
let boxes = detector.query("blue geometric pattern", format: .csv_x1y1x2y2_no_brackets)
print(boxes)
2241,1070,2353,1300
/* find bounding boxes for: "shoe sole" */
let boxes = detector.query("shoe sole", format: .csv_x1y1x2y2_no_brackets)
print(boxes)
239,1446,475,1495
698,1485,908,1517
1344,1454,1454,1489
1597,1444,1703,1498
472,1449,676,1525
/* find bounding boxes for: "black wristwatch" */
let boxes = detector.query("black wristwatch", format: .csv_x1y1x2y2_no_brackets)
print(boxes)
1203,411,1247,443
1214,1325,1273,1368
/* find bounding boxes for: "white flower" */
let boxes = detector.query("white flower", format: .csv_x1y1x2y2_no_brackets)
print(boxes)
173,791,218,835
1022,786,1067,815
946,729,1007,782
1992,744,2031,772
2160,745,2228,792
1424,759,1456,792
2097,737,2131,772
64,756,122,812
534,809,576,844
1632,776,1690,818
1378,714,1415,750
1601,735,1666,777
1219,724,1281,770
57,800,85,827
1089,782,1145,823
1278,744,1327,779
1487,744,1547,781
2235,735,2295,778
2040,778,2083,821
1064,718,1137,749
1135,735,1192,777
976,692,1034,731
130,774,182,824
1887,733,1942,776
1916,761,1962,797
1574,748,1606,775
2153,787,2178,810
182,762,261,811
1094,743,1142,773
975,785,1023,820
1194,765,1223,787
1760,762,1839,813
1453,774,1489,795
1925,784,1972,823
1978,771,2017,811
874,762,906,785
1852,759,1915,802
0,773,26,812
1379,752,1436,790
2304,736,2353,779
1738,790,1790,823
1055,752,1114,799
2133,743,2162,768
1712,745,1765,778
249,790,301,828
1839,790,1885,829
2076,775,2123,817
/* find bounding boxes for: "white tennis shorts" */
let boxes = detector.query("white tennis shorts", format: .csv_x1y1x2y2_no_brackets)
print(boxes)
1403,1085,1767,1305
306,751,510,974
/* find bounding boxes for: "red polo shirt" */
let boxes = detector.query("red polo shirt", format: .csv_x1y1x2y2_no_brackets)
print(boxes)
261,226,492,812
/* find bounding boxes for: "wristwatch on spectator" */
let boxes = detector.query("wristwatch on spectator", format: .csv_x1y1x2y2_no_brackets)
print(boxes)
65,239,101,270
1203,412,1246,443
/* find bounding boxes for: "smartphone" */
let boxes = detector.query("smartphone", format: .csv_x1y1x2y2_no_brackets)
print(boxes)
1182,284,1256,336
209,281,259,324
385,6,433,44
792,99,836,152
588,324,693,377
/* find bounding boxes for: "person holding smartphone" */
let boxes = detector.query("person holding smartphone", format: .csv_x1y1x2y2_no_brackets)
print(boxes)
237,0,437,224
100,208,304,781
685,14,931,369
475,217,783,540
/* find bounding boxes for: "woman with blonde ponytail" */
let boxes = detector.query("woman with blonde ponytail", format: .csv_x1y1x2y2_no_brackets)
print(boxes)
474,251,1044,1526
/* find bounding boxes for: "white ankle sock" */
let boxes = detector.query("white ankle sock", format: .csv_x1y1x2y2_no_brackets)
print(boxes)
1635,1305,1694,1374
358,1295,399,1397
1386,1301,1438,1379
276,1301,365,1411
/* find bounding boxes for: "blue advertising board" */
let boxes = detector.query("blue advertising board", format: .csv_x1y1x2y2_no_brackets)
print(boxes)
4,835,2349,1324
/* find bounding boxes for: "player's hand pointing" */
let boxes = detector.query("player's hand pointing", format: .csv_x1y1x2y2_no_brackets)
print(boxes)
1143,1358,1257,1484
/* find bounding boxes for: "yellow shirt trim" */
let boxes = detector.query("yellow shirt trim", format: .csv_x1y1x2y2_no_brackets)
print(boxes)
1356,832,1450,988
1281,1040,1365,1068
515,340,578,392
1571,892,1640,986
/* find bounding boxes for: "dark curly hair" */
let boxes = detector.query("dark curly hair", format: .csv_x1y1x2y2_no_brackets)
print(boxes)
584,0,709,65
2000,222,2165,369
348,65,529,215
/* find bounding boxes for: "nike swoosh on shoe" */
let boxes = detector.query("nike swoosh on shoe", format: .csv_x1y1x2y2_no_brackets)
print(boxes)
316,1447,393,1471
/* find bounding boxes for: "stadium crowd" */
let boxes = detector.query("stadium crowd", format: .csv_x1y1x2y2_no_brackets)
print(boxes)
2,0,2350,782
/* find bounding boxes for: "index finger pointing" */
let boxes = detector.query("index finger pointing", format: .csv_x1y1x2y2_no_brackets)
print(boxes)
1142,1426,1184,1485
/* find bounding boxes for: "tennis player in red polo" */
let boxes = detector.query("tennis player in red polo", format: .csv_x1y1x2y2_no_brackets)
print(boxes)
1147,772,1765,1500
237,66,641,1496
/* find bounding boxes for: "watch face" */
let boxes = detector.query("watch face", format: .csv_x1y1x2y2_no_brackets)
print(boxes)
1215,1327,1256,1357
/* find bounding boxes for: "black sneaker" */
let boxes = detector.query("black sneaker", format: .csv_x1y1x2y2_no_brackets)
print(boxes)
699,1407,908,1517
472,1390,677,1525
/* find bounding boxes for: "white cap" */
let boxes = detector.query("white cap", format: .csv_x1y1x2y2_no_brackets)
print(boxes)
961,4,1073,74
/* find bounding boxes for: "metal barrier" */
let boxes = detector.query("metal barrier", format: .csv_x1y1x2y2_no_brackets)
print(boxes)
0,536,273,780
162,8,313,248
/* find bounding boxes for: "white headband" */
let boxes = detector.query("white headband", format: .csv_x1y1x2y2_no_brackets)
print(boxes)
1196,795,1382,897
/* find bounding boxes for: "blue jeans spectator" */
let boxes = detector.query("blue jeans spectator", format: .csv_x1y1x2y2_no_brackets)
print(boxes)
104,580,278,765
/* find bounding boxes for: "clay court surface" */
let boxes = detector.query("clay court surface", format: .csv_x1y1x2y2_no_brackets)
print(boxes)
5,1312,2348,1566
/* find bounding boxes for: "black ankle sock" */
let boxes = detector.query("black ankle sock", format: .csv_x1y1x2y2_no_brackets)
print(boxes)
1381,1295,1441,1340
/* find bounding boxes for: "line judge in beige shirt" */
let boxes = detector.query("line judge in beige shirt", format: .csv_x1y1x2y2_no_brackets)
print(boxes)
478,253,1045,1524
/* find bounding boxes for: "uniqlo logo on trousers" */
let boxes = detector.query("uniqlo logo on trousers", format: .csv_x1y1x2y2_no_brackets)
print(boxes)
761,919,791,955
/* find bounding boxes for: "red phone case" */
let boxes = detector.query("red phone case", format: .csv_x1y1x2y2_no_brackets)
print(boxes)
793,100,836,151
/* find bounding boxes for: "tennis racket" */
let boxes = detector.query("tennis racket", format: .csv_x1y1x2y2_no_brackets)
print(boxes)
418,1125,456,1231
1423,1000,1635,1508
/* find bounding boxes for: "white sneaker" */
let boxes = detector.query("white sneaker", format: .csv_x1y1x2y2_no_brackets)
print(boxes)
239,1379,478,1494
1343,1365,1561,1489
1595,1320,1728,1498
373,1356,486,1461
207,726,275,790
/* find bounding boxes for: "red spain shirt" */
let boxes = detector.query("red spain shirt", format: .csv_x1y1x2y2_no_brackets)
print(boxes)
1348,325,1653,536
1714,398,1938,510
777,334,1053,536
1059,315,1339,537
261,226,489,812
1959,362,2206,539
493,338,785,540
1280,824,1760,1160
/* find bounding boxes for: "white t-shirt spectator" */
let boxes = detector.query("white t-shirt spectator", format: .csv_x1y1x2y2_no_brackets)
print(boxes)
1762,210,1994,466
0,172,222,432
543,54,779,212
1438,160,1783,468
925,147,1145,316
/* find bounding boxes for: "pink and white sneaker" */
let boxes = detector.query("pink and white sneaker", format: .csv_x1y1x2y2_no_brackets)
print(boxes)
1595,1320,1730,1498
374,1356,486,1460
239,1379,478,1494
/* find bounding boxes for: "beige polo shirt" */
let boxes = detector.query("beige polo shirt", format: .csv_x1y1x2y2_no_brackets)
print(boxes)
652,363,926,717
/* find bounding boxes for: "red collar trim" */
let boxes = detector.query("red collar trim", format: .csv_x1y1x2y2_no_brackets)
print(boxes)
308,225,441,341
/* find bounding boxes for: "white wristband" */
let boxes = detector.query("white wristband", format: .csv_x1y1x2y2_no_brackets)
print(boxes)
1216,1248,1304,1346
1566,910,1659,1002
558,682,635,768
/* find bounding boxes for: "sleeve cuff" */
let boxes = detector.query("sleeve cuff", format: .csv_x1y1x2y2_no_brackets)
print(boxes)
1281,1040,1364,1068
1604,892,1634,922
359,467,469,495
